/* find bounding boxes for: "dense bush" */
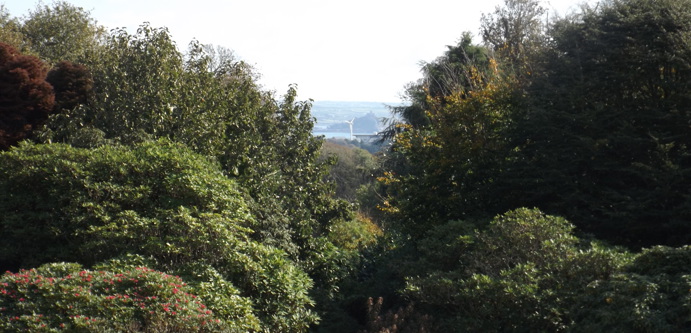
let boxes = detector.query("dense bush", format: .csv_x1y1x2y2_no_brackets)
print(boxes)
404,208,630,331
0,140,317,332
0,262,241,332
569,246,691,332
0,140,252,269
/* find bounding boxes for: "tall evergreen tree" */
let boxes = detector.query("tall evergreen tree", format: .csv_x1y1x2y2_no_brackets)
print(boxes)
508,0,691,247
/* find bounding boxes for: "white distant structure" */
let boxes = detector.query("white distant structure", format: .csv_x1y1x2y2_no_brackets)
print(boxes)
345,118,354,140
353,133,381,143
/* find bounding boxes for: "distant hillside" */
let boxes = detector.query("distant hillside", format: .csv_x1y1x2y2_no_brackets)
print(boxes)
326,112,379,134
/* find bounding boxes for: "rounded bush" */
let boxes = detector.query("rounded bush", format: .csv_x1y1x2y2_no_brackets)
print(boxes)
0,140,317,332
0,262,230,332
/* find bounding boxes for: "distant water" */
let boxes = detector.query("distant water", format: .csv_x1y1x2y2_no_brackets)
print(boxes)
312,131,351,139
310,100,402,134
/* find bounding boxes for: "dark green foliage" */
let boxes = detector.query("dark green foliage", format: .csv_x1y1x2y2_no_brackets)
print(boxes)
569,246,691,332
6,0,691,331
380,0,691,248
404,208,630,332
0,141,318,332
0,42,54,150
508,0,691,247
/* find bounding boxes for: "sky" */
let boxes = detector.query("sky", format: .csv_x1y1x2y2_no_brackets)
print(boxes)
2,0,592,102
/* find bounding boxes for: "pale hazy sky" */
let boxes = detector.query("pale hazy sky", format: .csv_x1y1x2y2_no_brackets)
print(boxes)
3,0,591,102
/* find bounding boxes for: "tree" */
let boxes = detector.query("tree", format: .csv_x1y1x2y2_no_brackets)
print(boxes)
46,60,93,113
31,22,359,317
507,0,691,247
0,5,26,52
0,42,54,150
379,50,520,239
480,0,547,72
381,33,491,140
320,141,377,202
20,1,104,64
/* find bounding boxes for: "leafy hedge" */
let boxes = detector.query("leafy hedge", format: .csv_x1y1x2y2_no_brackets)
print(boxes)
0,140,317,332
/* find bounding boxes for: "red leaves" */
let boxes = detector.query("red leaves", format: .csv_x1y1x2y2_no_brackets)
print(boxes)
0,43,55,150
0,264,218,330
46,61,93,112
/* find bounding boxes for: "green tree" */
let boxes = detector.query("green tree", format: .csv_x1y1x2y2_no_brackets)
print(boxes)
320,141,377,202
20,1,104,64
379,55,519,239
34,24,357,299
381,33,491,140
480,0,547,72
0,42,54,150
507,0,691,247
0,5,26,52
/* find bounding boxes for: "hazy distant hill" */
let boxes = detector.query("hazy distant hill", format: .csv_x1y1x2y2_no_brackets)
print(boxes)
311,101,400,135
326,112,379,133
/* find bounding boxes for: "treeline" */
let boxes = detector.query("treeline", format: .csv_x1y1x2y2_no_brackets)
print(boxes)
0,0,690,332
355,0,691,331
0,2,372,331
380,0,691,249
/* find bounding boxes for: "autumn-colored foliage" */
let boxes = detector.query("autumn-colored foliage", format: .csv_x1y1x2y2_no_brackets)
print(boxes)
46,60,93,112
0,42,54,150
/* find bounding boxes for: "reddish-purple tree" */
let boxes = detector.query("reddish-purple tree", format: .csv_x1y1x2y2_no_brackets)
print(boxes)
46,60,93,113
0,42,54,150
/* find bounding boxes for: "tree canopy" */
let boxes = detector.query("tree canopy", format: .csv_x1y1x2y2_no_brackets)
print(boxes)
506,0,691,247
2,0,691,331
0,140,318,332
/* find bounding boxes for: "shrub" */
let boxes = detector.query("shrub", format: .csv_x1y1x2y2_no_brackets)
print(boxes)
569,246,691,332
0,140,318,332
0,262,233,332
0,140,252,270
404,208,630,331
